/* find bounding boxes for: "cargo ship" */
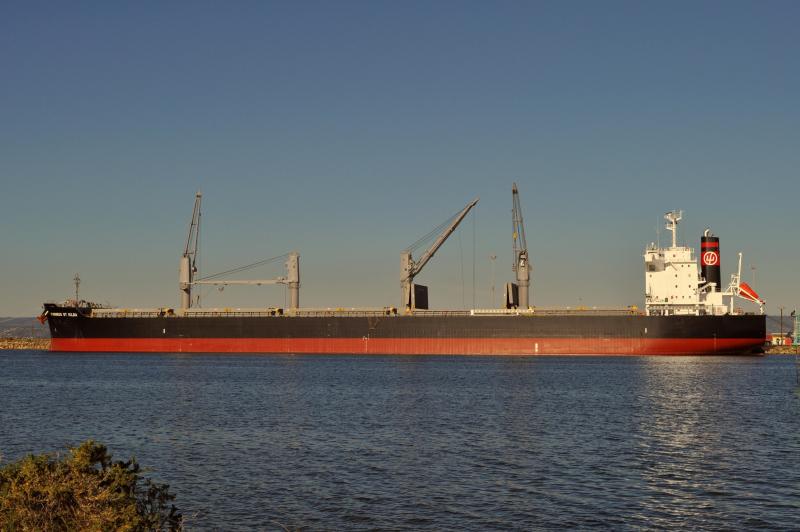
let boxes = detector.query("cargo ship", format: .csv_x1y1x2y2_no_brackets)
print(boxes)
42,187,766,355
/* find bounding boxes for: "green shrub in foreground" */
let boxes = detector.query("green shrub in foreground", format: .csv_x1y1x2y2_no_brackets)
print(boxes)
0,440,181,531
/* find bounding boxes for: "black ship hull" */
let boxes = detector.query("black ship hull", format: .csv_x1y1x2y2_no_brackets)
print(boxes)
44,304,766,355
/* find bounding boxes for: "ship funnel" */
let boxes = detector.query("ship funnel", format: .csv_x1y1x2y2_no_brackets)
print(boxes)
701,230,721,292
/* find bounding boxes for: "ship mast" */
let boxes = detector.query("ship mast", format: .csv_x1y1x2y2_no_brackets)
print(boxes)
179,192,202,309
664,210,682,248
511,183,530,309
73,273,81,303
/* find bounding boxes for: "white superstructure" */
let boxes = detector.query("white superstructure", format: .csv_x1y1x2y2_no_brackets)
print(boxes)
644,211,764,316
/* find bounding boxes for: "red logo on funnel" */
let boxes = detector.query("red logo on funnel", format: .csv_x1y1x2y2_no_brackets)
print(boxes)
702,251,719,266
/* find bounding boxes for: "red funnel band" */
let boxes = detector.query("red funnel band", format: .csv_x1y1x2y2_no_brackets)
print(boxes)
738,282,763,303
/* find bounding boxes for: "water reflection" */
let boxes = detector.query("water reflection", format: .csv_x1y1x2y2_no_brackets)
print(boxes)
633,356,785,528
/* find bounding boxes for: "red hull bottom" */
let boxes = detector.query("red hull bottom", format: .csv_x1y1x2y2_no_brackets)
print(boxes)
50,337,764,355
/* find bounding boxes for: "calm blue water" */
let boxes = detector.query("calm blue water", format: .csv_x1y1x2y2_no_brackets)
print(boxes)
1,352,798,530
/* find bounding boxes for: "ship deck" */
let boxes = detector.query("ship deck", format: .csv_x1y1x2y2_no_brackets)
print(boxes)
85,306,644,318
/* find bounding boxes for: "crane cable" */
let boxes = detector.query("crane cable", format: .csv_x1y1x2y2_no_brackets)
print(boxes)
197,253,290,281
403,207,466,253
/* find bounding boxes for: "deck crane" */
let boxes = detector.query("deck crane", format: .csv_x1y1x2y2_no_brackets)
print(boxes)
178,193,301,310
179,192,202,309
400,198,479,311
192,252,300,310
511,183,530,309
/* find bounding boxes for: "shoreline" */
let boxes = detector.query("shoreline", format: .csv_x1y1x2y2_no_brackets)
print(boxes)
764,344,799,355
0,338,51,350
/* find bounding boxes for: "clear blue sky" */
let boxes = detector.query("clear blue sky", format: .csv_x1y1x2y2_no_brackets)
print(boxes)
1,1,798,315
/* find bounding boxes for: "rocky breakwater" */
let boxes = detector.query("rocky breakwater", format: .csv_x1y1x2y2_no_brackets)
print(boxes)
765,344,799,355
0,337,51,350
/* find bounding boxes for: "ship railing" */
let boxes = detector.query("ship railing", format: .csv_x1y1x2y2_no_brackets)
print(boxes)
181,307,284,317
470,308,533,316
89,307,403,318
287,308,398,318
92,307,286,318
471,307,642,316
532,307,643,316
409,310,473,317
92,309,168,318
645,303,706,316
54,299,109,309
88,306,643,319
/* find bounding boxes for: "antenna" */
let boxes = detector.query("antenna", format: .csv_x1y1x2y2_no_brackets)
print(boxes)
656,217,661,248
489,254,497,307
73,273,81,302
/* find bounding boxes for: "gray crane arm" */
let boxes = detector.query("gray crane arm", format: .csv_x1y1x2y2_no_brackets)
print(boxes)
408,197,479,278
184,192,202,257
512,183,527,256
180,192,203,309
511,182,531,309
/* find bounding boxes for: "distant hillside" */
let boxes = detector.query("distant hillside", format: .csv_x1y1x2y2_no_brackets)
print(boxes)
766,314,796,336
0,317,50,338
